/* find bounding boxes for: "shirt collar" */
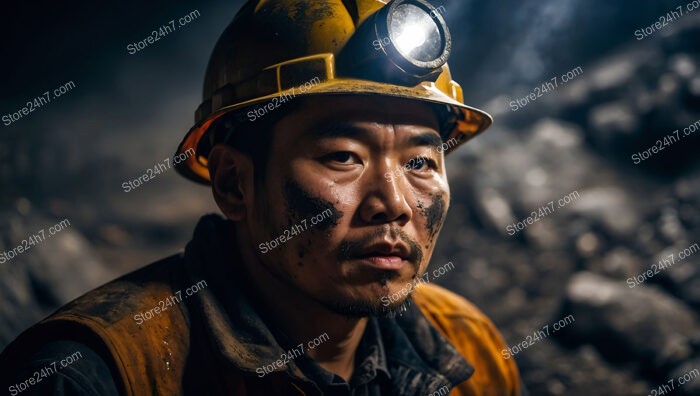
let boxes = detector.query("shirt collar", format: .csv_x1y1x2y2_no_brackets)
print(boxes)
291,316,391,394
353,316,390,386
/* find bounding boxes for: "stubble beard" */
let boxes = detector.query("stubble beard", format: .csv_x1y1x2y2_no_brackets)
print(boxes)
322,272,415,319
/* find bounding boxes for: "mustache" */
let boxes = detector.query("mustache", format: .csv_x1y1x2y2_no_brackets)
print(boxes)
337,225,424,266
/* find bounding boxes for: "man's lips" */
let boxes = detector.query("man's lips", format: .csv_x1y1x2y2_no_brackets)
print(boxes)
337,227,424,273
352,242,412,270
356,255,406,270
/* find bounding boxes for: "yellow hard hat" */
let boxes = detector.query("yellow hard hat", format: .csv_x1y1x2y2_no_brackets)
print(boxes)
175,0,492,184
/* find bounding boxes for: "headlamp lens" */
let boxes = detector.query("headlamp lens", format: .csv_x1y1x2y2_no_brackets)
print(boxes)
335,0,451,86
389,3,443,63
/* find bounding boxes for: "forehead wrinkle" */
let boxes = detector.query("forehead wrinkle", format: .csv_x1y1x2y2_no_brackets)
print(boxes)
309,120,400,152
309,122,373,141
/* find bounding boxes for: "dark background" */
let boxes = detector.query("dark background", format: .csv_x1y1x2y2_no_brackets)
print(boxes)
1,0,699,394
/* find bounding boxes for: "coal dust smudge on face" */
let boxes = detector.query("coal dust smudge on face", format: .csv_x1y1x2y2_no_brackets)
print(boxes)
420,193,446,242
282,179,344,232
279,179,344,262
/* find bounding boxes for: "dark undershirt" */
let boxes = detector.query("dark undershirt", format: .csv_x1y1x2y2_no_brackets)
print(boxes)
286,317,392,396
8,340,118,396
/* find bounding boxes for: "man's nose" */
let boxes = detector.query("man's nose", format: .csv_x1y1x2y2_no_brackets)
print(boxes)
358,164,412,226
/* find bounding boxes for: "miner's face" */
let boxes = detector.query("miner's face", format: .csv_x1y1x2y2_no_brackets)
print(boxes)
250,96,450,317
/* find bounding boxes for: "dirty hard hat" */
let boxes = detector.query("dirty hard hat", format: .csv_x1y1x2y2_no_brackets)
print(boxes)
175,0,492,184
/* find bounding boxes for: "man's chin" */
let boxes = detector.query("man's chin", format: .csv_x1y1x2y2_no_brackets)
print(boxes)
324,294,413,319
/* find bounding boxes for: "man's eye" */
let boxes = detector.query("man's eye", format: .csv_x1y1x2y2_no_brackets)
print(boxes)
407,157,437,171
323,151,356,164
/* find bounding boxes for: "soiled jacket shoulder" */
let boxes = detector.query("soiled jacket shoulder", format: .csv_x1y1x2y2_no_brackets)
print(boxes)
0,254,191,396
413,283,521,396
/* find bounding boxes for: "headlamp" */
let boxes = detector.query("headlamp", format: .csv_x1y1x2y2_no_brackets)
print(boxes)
337,0,451,86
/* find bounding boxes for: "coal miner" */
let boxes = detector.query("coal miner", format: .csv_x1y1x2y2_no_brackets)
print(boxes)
0,0,522,395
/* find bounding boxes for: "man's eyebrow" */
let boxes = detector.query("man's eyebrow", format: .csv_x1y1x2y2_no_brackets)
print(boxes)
309,123,443,148
407,132,443,148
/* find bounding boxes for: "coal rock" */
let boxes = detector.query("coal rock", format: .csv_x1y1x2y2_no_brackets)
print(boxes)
668,359,700,396
0,202,116,350
515,342,650,396
564,272,700,371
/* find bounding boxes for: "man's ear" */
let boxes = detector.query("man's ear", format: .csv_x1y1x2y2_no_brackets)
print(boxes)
208,144,254,221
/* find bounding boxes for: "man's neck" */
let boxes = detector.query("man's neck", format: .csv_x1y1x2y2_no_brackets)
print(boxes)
235,228,367,382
